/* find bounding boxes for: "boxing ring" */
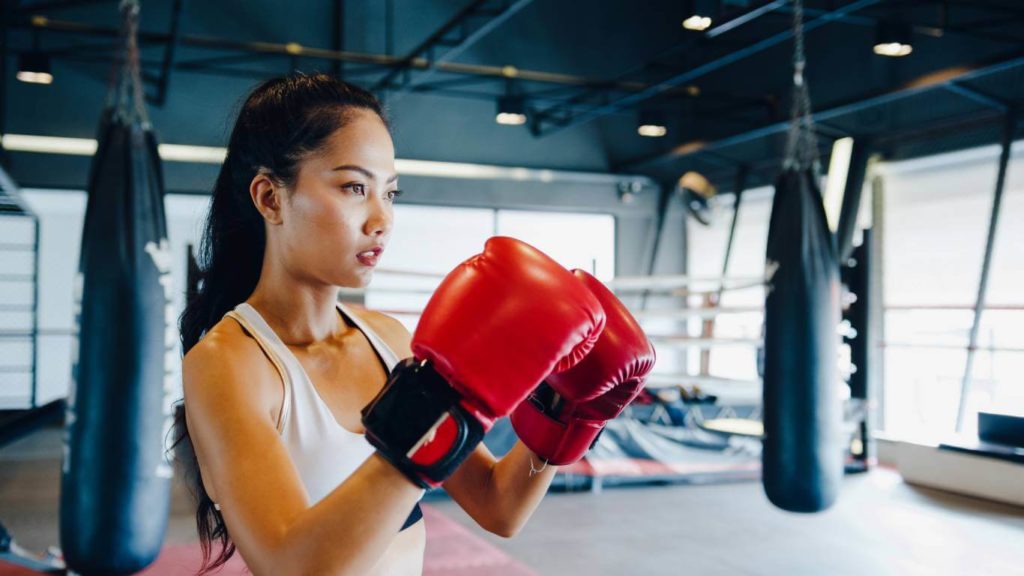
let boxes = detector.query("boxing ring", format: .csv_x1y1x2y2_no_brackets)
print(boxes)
347,267,773,490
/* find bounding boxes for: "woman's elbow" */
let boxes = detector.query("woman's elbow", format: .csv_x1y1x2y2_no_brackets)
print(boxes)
484,514,528,539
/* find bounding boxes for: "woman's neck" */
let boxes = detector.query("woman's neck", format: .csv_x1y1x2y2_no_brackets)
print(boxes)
247,268,347,346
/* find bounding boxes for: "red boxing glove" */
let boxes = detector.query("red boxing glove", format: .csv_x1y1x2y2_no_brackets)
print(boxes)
362,238,605,487
510,270,655,465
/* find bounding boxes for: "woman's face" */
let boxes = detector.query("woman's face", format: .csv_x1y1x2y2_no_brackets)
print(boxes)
276,108,398,288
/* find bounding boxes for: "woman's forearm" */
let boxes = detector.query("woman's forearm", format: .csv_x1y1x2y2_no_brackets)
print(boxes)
485,441,558,537
269,454,423,575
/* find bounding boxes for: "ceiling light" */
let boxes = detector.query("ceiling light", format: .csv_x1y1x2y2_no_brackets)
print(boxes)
874,21,913,57
682,15,712,31
638,125,667,137
496,95,527,126
637,110,667,138
17,52,53,85
682,0,716,31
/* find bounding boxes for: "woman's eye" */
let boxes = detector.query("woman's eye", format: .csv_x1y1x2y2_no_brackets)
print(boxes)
345,183,366,196
387,189,403,202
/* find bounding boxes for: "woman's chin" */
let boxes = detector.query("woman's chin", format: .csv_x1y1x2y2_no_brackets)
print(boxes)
337,270,372,290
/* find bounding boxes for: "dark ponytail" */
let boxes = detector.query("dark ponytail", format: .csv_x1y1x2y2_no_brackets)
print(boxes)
171,72,387,573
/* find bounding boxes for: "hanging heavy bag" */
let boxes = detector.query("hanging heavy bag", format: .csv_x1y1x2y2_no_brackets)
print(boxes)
761,0,843,514
763,167,843,513
60,1,174,573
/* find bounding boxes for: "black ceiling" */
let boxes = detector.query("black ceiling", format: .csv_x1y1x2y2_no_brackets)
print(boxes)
2,0,1023,194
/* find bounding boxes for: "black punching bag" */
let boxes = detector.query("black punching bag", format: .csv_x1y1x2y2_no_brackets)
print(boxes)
60,2,173,573
762,167,842,512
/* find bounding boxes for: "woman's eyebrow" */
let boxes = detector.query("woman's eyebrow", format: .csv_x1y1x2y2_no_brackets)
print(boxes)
332,164,398,183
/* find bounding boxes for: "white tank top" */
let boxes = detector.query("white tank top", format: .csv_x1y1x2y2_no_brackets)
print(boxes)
225,301,401,504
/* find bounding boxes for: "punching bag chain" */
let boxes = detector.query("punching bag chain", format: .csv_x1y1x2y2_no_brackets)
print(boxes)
109,0,150,128
783,0,819,173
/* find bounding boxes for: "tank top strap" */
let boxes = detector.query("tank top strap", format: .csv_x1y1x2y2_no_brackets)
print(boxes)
225,302,302,432
336,302,403,372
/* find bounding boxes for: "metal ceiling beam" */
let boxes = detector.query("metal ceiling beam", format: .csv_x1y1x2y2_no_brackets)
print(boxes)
11,0,110,11
706,0,791,38
149,0,185,107
332,0,344,78
403,85,639,118
175,52,273,69
6,14,709,96
58,50,681,120
788,5,1024,46
525,1,790,137
531,0,883,138
942,83,1008,111
617,50,1024,171
371,0,535,94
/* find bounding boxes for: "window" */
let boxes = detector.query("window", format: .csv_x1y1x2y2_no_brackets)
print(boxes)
880,142,1024,438
366,205,617,331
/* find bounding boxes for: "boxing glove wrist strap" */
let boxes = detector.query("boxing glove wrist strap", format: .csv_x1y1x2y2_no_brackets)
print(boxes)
512,382,607,466
361,358,486,489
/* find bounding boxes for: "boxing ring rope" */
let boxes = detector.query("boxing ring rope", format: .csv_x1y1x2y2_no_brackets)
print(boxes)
630,307,763,320
352,268,769,296
646,336,763,347
347,269,770,401
600,274,764,291
646,373,761,389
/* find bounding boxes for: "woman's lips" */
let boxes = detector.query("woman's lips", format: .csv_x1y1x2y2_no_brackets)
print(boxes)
357,248,382,267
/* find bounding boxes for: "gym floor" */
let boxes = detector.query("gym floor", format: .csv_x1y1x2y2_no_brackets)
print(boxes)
4,426,1021,576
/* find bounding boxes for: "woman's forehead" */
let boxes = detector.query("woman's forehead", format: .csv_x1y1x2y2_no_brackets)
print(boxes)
311,115,395,176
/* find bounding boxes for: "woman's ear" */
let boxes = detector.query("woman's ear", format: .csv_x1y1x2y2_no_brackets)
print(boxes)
250,170,284,225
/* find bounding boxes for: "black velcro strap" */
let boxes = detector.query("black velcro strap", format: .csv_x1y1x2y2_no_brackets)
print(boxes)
361,358,485,488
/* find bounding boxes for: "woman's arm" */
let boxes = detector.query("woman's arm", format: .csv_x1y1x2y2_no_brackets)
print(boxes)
183,328,423,576
442,440,557,537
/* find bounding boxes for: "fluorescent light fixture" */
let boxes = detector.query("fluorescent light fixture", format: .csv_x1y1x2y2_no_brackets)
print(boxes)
158,143,227,163
17,52,53,85
394,159,573,183
1,132,656,186
823,137,855,233
0,134,228,163
2,134,96,155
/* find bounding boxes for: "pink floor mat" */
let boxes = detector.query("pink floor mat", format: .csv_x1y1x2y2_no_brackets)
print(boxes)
1,504,537,576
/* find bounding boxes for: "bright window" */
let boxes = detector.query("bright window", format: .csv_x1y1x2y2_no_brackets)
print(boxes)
880,141,1024,438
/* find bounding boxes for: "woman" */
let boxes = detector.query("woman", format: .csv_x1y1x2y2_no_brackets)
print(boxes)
174,73,560,575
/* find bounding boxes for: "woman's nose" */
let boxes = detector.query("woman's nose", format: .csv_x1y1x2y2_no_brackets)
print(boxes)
364,196,392,237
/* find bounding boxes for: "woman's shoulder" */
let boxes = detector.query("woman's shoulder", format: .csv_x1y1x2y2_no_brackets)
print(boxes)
185,316,263,366
182,316,278,406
